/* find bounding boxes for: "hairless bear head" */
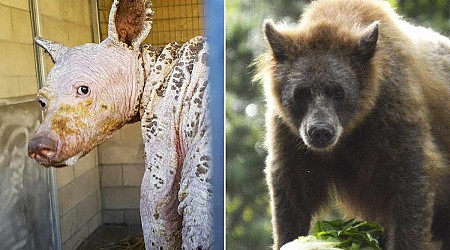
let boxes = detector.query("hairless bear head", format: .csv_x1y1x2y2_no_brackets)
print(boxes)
28,0,153,166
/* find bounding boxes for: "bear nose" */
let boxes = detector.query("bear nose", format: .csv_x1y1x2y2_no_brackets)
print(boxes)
28,136,58,163
308,123,335,147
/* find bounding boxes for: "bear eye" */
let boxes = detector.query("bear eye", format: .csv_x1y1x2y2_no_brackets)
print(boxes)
294,87,311,101
37,99,46,110
332,86,345,100
77,86,90,95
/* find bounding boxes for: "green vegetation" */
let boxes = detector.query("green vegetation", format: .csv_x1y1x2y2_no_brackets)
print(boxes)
311,219,384,249
226,0,449,249
282,219,384,250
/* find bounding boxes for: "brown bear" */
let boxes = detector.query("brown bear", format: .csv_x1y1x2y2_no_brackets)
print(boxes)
256,0,450,249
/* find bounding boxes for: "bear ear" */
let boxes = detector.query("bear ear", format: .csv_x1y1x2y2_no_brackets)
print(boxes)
34,37,69,63
264,20,291,61
355,21,379,61
108,0,154,50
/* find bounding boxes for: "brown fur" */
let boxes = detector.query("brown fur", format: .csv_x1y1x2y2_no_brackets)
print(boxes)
115,0,148,46
257,0,450,249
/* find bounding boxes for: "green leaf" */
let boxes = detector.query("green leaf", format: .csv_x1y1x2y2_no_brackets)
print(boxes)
307,219,384,250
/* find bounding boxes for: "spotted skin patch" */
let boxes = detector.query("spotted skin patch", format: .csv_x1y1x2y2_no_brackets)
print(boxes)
139,37,212,249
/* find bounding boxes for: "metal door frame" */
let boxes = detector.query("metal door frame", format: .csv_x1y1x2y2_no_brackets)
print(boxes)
205,0,225,248
28,0,61,248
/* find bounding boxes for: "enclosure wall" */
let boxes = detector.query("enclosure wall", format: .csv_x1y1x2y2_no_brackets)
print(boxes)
0,1,54,249
0,0,37,99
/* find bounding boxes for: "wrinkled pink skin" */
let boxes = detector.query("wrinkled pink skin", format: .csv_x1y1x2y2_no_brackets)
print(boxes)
30,40,142,167
29,0,152,167
28,1,213,248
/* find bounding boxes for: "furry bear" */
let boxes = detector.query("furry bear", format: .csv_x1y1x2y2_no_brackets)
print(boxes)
256,0,450,249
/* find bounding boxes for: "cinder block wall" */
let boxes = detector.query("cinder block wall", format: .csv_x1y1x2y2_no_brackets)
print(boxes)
99,123,145,224
147,0,205,47
97,0,205,226
0,0,37,99
56,153,101,250
39,0,101,249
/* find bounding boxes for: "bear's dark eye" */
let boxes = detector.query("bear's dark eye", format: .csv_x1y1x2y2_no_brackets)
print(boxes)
37,99,46,110
294,87,311,101
77,86,90,95
332,86,345,100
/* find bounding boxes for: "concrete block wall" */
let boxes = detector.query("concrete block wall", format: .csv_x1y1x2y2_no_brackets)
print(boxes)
99,123,145,225
56,152,101,250
40,0,93,73
0,1,37,99
38,0,101,249
148,0,205,47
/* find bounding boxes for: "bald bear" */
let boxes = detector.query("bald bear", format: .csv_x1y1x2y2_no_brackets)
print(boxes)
256,0,450,249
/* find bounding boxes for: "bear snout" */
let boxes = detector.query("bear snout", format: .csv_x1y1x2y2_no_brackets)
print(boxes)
306,123,336,149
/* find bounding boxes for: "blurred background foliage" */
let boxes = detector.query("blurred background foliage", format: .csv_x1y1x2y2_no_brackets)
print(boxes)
225,0,450,249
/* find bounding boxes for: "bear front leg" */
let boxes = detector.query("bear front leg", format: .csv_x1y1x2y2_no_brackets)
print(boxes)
266,116,328,250
177,133,213,250
388,152,434,250
267,157,328,250
432,182,450,250
140,100,184,249
140,164,182,249
176,46,213,249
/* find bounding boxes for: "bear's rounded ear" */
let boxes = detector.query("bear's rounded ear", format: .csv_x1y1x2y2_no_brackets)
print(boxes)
263,20,291,61
356,21,379,61
108,0,154,50
34,37,69,63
